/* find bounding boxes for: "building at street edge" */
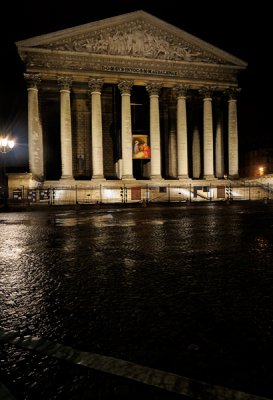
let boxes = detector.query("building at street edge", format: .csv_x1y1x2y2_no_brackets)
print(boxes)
8,10,247,199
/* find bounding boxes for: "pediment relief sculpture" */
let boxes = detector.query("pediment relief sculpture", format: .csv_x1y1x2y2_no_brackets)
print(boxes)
37,19,228,65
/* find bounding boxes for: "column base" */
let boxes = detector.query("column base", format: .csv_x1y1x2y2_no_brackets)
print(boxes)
121,176,135,180
203,175,215,180
61,175,74,180
178,175,189,180
228,174,239,180
91,176,106,181
150,175,163,180
31,174,44,183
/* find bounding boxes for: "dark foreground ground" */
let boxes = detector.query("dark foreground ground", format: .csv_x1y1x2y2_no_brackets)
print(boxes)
1,202,273,399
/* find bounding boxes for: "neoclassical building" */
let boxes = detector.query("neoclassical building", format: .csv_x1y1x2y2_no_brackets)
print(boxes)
12,10,247,190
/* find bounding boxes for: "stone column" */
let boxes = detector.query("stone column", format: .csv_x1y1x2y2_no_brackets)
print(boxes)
174,84,189,179
24,73,44,181
88,78,105,180
215,110,224,179
118,80,134,180
227,88,240,179
168,104,177,178
199,87,215,179
58,76,73,180
73,98,89,177
192,126,201,179
146,82,163,179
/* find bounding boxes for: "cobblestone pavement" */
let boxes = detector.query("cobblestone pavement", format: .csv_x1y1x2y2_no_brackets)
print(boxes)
1,202,273,399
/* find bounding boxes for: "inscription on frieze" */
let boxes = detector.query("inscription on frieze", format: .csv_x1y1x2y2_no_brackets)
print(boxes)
102,66,178,76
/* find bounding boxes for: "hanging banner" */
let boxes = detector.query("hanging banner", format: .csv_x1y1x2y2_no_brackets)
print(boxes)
132,135,151,159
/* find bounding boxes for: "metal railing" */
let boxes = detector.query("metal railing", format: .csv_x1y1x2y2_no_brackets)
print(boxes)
3,182,273,209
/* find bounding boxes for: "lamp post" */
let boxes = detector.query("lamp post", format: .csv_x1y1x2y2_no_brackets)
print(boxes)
0,135,15,211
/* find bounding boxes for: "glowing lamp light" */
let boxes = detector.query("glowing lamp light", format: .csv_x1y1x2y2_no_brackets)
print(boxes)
258,166,265,176
0,134,15,210
0,136,15,153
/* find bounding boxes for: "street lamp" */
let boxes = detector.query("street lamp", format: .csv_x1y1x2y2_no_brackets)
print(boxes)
258,166,265,177
0,135,15,211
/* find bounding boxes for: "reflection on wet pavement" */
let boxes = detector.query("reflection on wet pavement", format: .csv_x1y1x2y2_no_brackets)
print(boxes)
1,203,273,399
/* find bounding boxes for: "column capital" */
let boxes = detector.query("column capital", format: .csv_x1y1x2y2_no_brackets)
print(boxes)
173,84,190,98
199,86,216,99
57,76,72,90
225,87,241,100
146,82,163,96
24,73,41,88
88,78,104,93
118,80,133,94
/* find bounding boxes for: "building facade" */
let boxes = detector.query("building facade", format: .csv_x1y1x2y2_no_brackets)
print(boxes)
11,10,247,192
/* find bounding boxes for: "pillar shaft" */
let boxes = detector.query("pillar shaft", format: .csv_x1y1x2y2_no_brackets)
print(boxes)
25,74,44,180
146,83,162,179
215,116,224,178
192,126,201,179
58,77,73,179
174,85,189,179
228,98,239,178
201,89,214,179
118,81,134,180
89,79,105,180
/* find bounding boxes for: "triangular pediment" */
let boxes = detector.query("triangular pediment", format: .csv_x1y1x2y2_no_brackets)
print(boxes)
16,10,247,67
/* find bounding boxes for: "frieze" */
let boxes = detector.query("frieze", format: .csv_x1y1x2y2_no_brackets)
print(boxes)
36,19,229,65
24,52,238,84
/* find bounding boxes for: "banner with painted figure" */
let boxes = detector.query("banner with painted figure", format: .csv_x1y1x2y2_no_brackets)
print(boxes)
132,135,151,159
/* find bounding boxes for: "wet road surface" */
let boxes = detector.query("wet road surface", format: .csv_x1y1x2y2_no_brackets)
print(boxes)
1,202,273,399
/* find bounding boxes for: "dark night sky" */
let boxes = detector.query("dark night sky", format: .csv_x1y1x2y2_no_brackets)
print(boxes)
0,0,271,168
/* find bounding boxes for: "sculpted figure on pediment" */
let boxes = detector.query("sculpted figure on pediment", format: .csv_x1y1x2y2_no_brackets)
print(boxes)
44,20,224,64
